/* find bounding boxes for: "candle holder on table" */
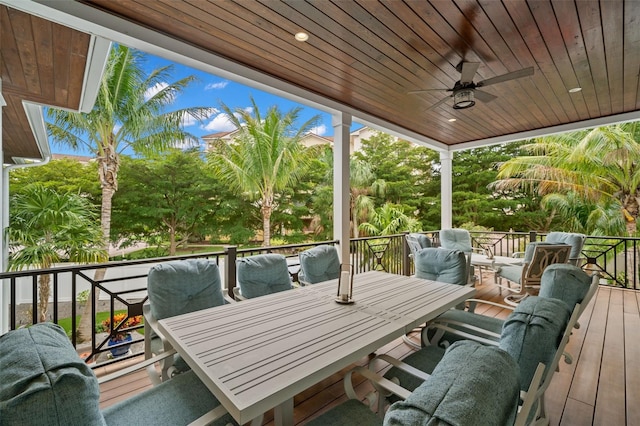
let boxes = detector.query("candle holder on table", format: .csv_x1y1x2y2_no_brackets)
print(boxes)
335,264,355,304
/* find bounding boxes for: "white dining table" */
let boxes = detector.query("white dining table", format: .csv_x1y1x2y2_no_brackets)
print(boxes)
158,270,475,426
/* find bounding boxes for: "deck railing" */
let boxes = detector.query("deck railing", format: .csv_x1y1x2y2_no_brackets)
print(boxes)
1,231,638,367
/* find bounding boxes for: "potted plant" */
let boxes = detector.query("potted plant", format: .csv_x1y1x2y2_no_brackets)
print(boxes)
98,313,142,357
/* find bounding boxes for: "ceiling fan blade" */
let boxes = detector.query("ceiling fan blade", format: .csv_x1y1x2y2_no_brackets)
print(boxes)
474,89,498,103
427,96,453,111
477,66,534,87
459,62,480,84
408,88,449,94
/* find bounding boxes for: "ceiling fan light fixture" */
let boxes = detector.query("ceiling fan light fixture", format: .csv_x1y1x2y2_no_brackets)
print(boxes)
453,89,475,109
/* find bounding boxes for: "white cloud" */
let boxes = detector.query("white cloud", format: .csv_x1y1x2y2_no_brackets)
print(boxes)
309,124,327,136
202,113,237,132
205,81,229,90
144,82,169,101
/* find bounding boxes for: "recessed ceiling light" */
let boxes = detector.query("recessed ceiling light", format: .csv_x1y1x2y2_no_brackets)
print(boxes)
569,87,582,93
448,118,457,122
295,32,309,42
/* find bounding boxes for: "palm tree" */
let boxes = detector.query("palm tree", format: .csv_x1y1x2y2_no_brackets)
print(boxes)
47,45,211,340
350,159,386,238
492,123,640,236
208,97,319,246
8,185,107,323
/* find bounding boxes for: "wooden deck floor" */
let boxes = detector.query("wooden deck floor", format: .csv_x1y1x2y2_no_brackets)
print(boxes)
97,275,640,425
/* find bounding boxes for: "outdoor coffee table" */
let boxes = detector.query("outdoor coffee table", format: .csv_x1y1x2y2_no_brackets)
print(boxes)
471,253,523,286
158,271,474,426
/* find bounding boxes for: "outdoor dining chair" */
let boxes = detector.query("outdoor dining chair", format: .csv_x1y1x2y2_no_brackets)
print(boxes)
403,247,468,349
405,232,432,259
371,296,574,425
306,339,537,426
545,231,586,265
0,323,237,426
439,228,481,285
144,258,232,384
298,244,341,285
235,253,293,299
496,243,572,305
425,264,598,352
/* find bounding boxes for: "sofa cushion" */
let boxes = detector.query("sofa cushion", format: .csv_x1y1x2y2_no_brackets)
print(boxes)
410,233,432,249
439,229,472,252
148,259,226,320
0,323,105,426
539,263,592,311
298,245,341,284
546,232,585,260
384,341,519,426
414,247,467,285
237,253,293,298
499,296,570,391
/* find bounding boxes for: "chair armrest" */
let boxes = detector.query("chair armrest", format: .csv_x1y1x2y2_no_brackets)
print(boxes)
343,365,413,402
233,287,247,301
512,251,525,258
426,321,502,346
465,298,516,311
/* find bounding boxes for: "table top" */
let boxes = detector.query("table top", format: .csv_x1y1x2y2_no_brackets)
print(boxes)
158,271,474,424
471,253,523,268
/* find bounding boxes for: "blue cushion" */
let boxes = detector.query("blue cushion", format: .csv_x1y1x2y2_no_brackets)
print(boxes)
414,247,467,285
103,370,236,426
384,341,519,426
298,245,341,284
539,263,591,311
147,259,226,320
237,253,293,298
409,233,432,249
439,229,472,252
0,323,106,425
546,232,585,260
499,296,570,391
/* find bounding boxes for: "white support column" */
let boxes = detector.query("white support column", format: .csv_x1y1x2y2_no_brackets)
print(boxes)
332,112,352,269
440,151,453,230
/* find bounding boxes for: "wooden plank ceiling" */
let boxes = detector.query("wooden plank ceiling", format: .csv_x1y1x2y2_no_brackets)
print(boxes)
80,0,640,148
1,6,90,163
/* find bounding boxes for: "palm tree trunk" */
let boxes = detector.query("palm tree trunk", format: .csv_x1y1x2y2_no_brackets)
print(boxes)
38,274,51,323
261,196,273,246
77,149,119,342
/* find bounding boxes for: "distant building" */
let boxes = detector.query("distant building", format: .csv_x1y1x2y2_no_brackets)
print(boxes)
202,126,392,155
51,154,95,164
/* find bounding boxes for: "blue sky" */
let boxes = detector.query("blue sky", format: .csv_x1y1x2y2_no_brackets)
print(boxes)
50,50,360,156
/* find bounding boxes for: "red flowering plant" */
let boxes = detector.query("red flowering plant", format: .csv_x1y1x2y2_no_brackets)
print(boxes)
98,313,142,342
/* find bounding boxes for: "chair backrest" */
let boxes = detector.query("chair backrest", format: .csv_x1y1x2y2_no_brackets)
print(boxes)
499,296,576,423
522,244,572,287
237,253,293,298
0,323,105,425
545,232,586,264
298,245,341,284
414,247,468,286
439,228,472,252
406,233,432,259
539,263,595,312
147,259,226,321
384,340,520,426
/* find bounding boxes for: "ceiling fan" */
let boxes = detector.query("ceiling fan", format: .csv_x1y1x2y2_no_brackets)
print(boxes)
409,62,534,110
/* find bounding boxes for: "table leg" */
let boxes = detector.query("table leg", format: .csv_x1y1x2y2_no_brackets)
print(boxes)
273,398,294,426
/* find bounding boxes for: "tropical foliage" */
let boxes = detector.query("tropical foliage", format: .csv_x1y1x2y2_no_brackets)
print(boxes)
8,185,107,322
46,44,210,340
492,123,640,236
208,97,320,246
